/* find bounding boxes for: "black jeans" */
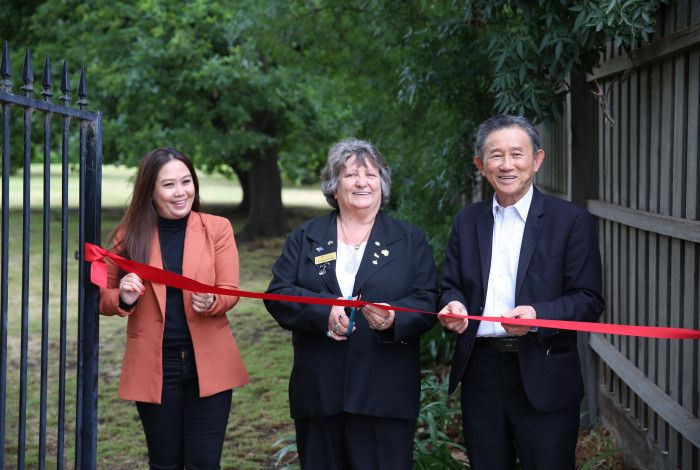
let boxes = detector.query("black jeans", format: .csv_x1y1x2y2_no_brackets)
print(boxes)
136,346,232,470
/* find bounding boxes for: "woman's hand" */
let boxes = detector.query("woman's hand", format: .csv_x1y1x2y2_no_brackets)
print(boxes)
192,293,215,313
119,273,144,306
326,298,350,341
362,303,395,330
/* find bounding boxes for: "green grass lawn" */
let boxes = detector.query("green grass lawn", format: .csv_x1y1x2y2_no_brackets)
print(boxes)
5,164,326,210
1,165,327,469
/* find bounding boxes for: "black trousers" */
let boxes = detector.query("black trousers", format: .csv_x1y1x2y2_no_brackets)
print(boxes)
461,345,579,470
136,346,232,470
295,412,415,470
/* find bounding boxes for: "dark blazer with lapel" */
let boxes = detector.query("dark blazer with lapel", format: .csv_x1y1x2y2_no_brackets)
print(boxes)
265,210,437,420
440,187,604,412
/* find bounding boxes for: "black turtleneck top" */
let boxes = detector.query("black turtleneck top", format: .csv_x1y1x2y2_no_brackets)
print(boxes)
158,214,192,349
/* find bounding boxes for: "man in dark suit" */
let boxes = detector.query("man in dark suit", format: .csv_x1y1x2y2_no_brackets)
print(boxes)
439,115,604,469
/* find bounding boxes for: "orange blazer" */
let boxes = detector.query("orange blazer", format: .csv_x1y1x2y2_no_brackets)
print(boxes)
99,211,249,403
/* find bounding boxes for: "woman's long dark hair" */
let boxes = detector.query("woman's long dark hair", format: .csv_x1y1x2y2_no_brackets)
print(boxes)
109,147,201,263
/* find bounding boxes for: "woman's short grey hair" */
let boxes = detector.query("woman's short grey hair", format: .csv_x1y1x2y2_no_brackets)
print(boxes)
320,138,392,209
474,115,542,159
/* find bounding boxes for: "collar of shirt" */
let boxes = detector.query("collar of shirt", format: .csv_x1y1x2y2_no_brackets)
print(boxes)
491,184,534,223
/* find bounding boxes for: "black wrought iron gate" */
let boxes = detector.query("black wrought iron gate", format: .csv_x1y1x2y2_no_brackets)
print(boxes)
0,42,102,469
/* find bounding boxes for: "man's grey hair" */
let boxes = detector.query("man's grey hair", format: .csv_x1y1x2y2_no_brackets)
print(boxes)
320,138,392,209
474,115,542,159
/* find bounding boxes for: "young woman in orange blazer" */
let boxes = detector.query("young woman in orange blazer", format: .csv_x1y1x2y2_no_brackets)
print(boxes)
99,147,248,469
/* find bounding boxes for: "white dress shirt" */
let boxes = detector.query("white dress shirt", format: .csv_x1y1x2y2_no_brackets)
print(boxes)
477,185,534,337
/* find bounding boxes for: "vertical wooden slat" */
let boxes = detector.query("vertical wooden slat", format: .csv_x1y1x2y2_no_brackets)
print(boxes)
656,55,671,461
649,63,660,214
630,69,639,212
597,99,608,392
638,66,652,431
598,101,605,203
647,59,661,447
639,68,650,214
694,247,700,470
675,0,690,29
605,229,614,393
639,230,649,430
664,3,675,36
692,0,700,23
673,55,687,216
609,78,620,368
687,51,699,219
684,47,700,470
601,88,612,368
659,58,675,457
670,52,688,468
660,59,673,216
648,233,659,443
669,237,682,465
658,233,670,453
682,242,696,468
631,226,639,422
619,78,629,409
612,237,619,398
628,70,639,420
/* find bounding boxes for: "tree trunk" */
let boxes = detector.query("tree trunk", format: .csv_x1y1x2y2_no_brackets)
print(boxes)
236,147,287,241
230,164,250,215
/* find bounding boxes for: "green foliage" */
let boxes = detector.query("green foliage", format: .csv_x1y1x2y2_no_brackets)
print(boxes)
10,0,667,241
273,434,300,469
30,0,325,166
390,0,666,266
421,323,457,369
360,0,493,263
455,0,666,121
413,373,467,469
576,424,623,469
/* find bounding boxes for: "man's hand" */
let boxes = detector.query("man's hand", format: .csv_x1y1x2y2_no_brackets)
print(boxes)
438,301,469,334
501,305,536,336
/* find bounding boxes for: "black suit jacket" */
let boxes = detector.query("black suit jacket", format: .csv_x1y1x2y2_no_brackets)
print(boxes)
440,187,604,412
265,210,437,420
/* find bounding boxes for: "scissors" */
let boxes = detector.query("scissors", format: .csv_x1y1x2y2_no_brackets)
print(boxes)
345,291,362,336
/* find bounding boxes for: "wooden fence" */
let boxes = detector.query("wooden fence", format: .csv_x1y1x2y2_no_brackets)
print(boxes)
537,2,700,468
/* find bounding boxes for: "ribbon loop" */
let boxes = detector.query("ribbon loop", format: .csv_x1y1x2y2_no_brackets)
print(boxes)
84,243,109,288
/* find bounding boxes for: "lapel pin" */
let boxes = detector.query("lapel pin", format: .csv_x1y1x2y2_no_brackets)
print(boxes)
374,241,380,246
327,240,334,246
381,249,389,256
315,247,324,252
373,253,379,258
372,260,378,265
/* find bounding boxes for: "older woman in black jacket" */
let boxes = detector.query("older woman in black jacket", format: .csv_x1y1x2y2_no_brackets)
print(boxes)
265,138,437,469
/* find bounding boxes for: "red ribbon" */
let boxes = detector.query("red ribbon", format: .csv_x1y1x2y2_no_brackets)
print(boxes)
84,242,700,340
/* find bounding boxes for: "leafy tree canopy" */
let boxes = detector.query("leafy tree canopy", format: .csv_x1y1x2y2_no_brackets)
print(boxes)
6,0,667,247
451,0,666,121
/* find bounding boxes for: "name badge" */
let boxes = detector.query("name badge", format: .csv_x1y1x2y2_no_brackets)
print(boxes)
314,252,336,265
